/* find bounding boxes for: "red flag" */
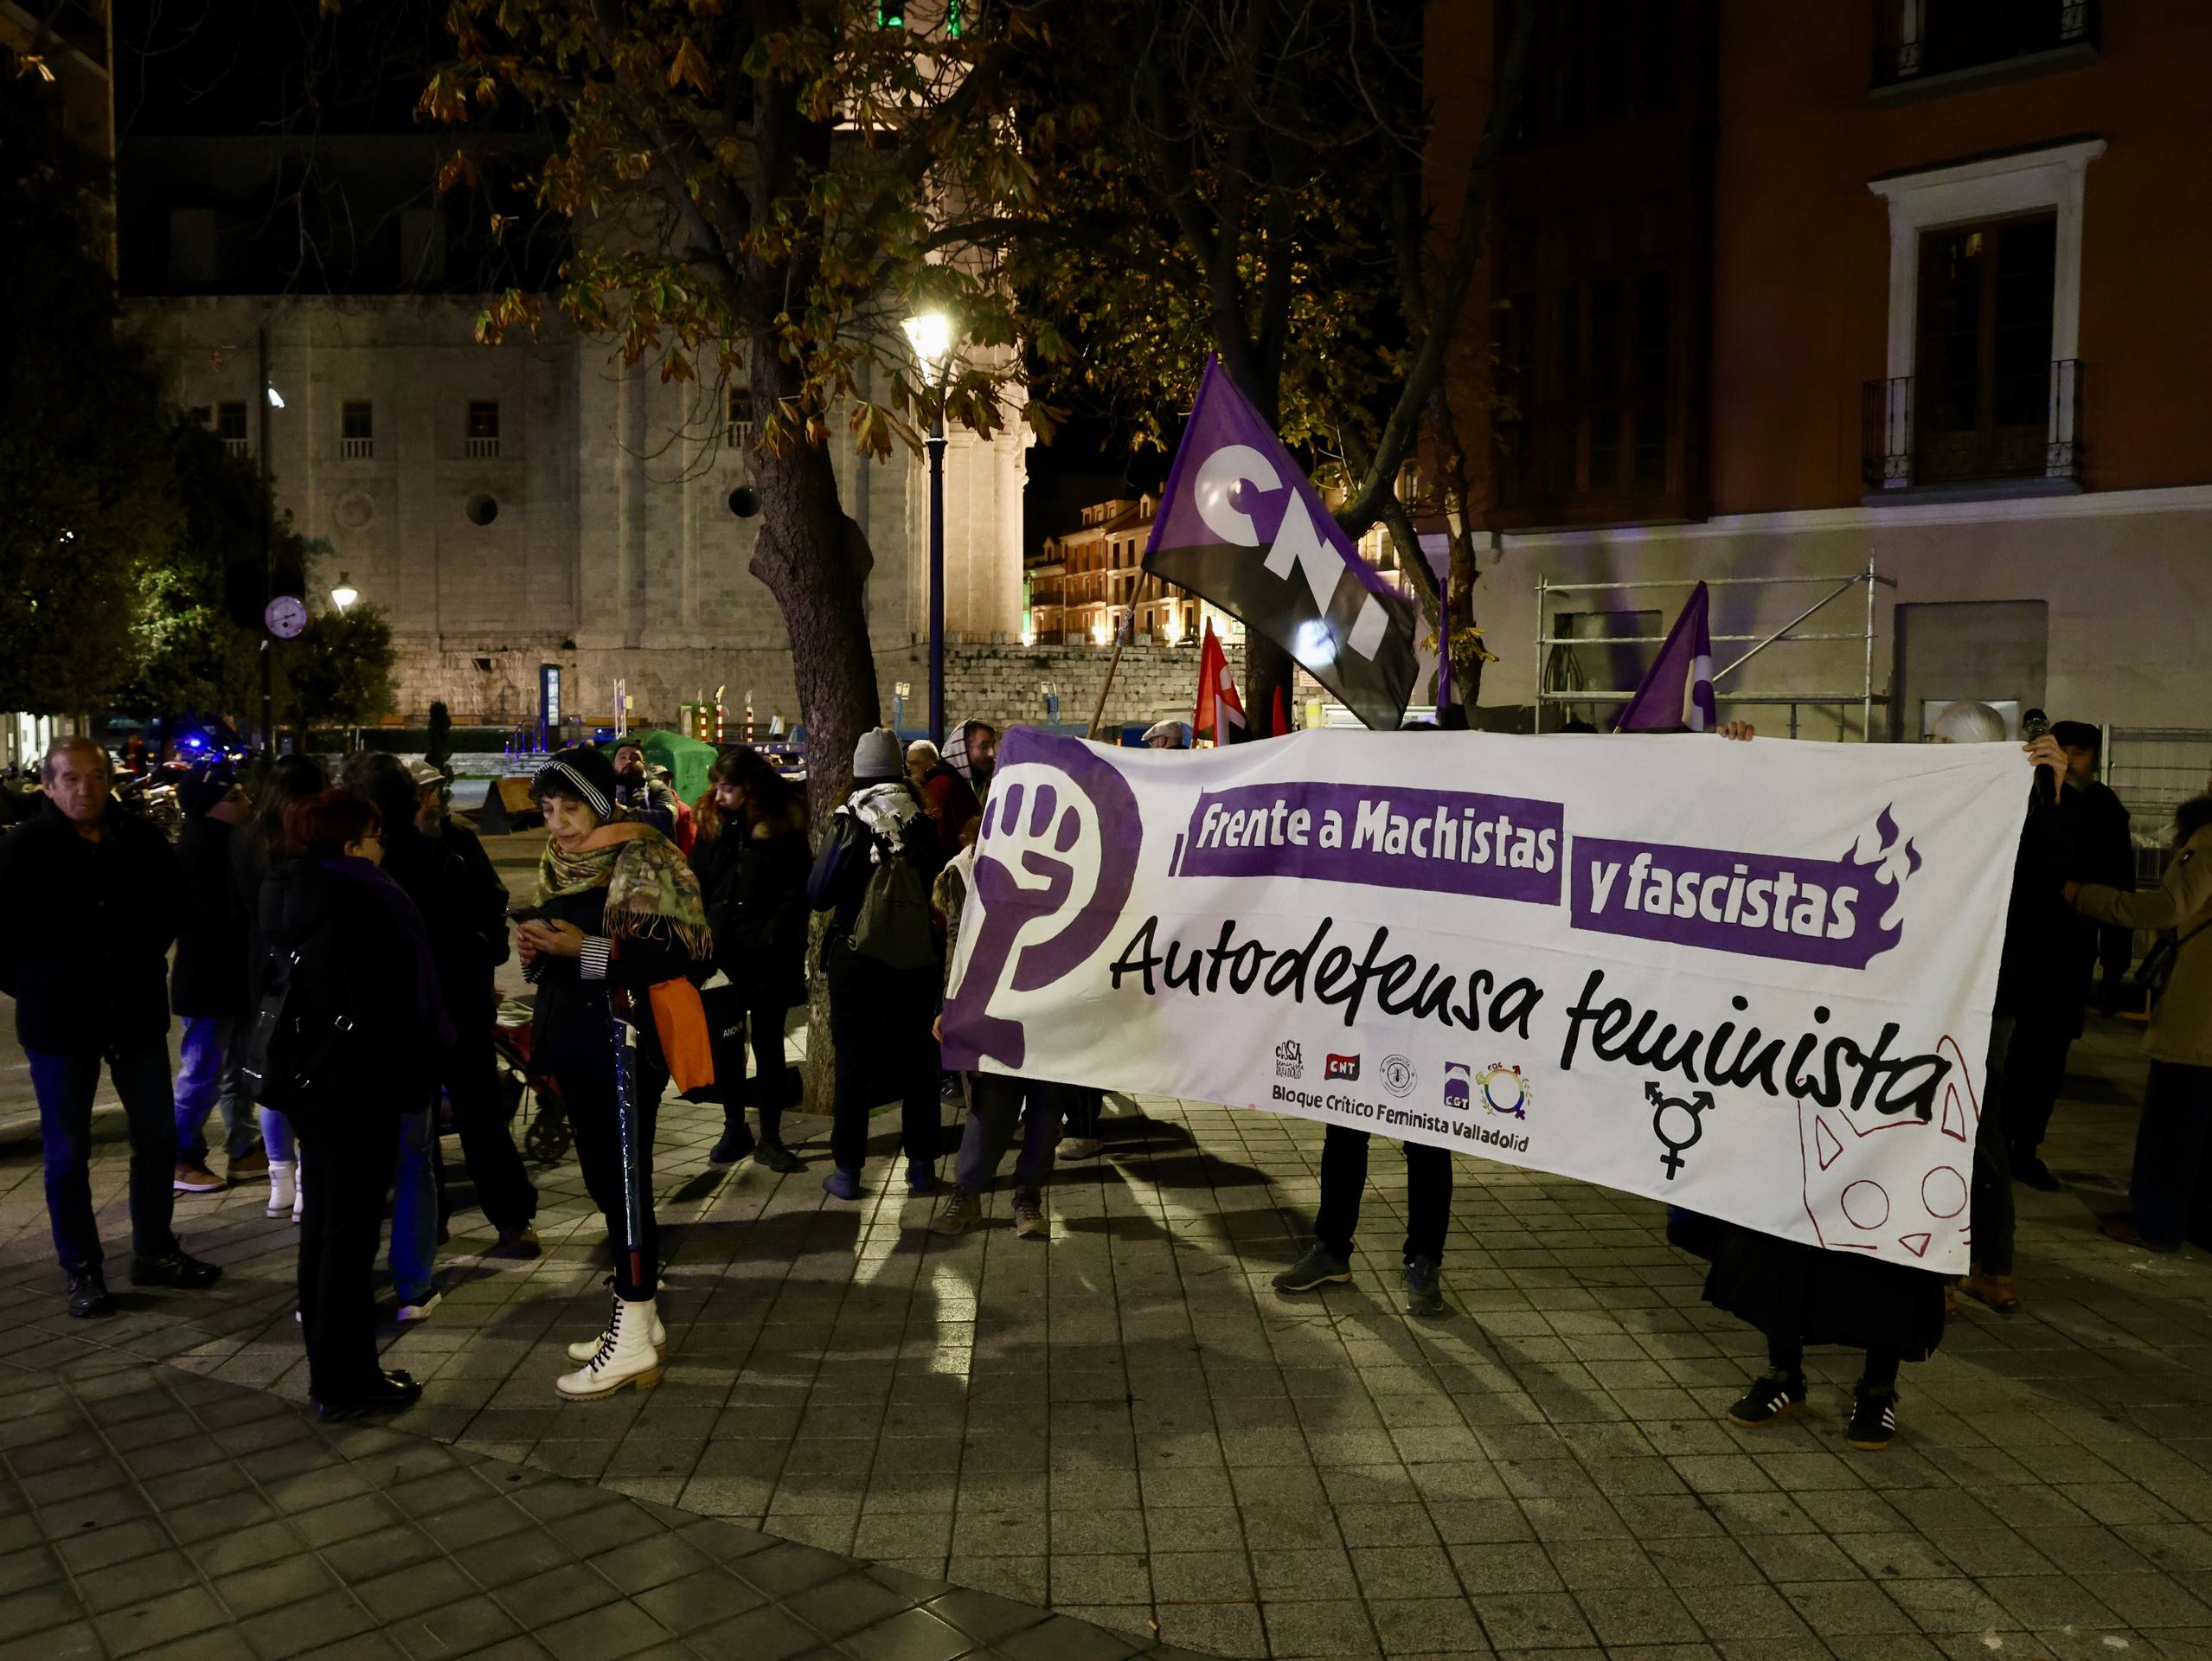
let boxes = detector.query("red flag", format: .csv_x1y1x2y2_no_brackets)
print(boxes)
1193,620,1247,745
1271,686,1289,738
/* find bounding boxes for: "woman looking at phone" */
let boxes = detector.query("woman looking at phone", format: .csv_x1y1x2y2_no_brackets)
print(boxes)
516,746,710,1399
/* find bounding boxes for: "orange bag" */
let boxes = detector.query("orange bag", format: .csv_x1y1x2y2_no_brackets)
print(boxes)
646,978,716,1096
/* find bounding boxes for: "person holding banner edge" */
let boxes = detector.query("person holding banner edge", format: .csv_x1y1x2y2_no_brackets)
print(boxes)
1711,719,2070,1450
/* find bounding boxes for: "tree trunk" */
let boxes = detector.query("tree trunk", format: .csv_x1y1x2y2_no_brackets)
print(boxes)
742,342,882,1117
747,433,880,836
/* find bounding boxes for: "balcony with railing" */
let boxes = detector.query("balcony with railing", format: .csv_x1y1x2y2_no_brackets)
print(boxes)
341,437,374,460
465,436,501,459
221,437,250,460
1863,358,2081,495
1871,0,2099,98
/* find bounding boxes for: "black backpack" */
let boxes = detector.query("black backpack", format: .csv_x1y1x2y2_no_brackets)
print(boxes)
237,937,353,1118
848,815,938,971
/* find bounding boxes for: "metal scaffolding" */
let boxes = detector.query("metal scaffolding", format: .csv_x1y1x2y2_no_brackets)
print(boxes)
1534,555,1893,740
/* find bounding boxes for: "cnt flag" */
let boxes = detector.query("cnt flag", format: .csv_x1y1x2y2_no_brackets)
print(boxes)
1144,356,1420,731
1614,580,1718,732
1193,619,1247,745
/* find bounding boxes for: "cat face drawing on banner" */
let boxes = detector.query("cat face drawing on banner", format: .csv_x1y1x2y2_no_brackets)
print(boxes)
939,730,1143,1072
1797,1033,1978,1267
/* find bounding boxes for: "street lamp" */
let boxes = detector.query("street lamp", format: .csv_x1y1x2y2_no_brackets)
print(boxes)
330,572,358,613
902,311,953,746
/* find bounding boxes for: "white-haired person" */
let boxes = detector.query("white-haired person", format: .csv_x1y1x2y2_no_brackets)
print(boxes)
1924,700,2077,1315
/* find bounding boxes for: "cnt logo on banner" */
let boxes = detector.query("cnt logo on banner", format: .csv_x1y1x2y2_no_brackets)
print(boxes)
1144,356,1422,733
939,728,2028,1273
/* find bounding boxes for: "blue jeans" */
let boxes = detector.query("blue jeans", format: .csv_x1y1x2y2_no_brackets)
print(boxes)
260,1106,296,1163
173,1016,257,1163
29,1041,177,1271
389,1106,438,1303
955,1074,1068,1192
2131,1061,2212,1251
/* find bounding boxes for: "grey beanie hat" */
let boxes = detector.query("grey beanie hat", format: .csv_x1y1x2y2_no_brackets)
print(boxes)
852,727,904,781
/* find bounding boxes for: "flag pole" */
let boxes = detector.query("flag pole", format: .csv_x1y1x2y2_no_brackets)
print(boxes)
1086,571,1155,740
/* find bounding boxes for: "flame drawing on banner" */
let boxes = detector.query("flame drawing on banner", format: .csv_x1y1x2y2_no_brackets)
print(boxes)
1842,805,1923,955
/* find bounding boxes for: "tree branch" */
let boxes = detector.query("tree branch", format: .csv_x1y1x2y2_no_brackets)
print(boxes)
1336,0,1532,539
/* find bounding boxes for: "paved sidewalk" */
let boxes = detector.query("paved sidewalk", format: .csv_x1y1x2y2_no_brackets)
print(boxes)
0,1008,2208,1658
0,1339,1198,1661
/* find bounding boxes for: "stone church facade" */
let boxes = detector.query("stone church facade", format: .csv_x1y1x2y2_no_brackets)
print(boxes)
134,295,1029,735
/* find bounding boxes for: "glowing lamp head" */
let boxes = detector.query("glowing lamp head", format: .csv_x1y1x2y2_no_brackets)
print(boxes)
330,573,358,612
901,311,953,378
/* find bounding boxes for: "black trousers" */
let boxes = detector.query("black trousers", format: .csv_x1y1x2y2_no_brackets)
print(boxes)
2002,1016,2076,1165
1315,1124,1452,1266
712,997,792,1141
297,1111,400,1402
2131,1060,2212,1250
1972,1018,2017,1275
565,1074,659,1301
441,1006,537,1231
826,950,941,1172
1062,1087,1104,1139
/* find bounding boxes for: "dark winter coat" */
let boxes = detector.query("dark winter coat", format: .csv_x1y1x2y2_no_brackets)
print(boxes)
807,784,946,952
377,822,506,1037
0,798,183,1055
527,884,699,1086
260,858,448,1115
231,818,283,1005
689,802,809,1007
1994,779,2083,1023
171,814,247,1017
436,818,510,970
1703,1226,1948,1363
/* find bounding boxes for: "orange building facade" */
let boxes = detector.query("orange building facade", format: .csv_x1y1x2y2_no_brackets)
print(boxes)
1429,2,2212,781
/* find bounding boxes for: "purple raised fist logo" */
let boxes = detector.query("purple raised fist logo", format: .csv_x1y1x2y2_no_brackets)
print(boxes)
939,731,1143,1071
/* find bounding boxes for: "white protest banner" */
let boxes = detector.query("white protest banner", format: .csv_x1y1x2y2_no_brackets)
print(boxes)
939,728,2028,1273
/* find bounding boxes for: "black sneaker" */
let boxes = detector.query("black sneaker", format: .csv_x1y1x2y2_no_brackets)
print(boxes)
1726,1372,1808,1427
754,1136,804,1174
710,1119,756,1166
66,1270,114,1319
1846,1388,1900,1451
2011,1156,2063,1192
1402,1255,1445,1316
129,1248,221,1291
1273,1242,1352,1293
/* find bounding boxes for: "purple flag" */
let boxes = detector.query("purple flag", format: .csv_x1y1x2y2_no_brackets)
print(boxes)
1614,581,1718,733
1144,357,1420,733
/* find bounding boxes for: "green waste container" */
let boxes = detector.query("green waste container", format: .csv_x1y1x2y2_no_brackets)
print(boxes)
609,729,717,806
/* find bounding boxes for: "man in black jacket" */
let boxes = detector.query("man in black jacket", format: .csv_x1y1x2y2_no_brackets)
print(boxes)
343,754,539,1261
0,738,221,1316
2006,720,2138,1189
410,758,539,1251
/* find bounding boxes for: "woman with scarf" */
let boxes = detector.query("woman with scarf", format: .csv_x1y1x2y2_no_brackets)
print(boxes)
690,747,810,1171
809,728,946,1200
260,789,452,1421
519,745,710,1399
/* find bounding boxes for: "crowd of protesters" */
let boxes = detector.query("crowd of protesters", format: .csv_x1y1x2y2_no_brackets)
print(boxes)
0,699,2202,1456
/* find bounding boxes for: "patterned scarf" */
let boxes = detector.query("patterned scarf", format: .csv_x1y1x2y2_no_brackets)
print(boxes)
535,824,711,959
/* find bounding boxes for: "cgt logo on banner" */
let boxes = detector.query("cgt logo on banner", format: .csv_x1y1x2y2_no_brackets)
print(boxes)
940,728,2027,1273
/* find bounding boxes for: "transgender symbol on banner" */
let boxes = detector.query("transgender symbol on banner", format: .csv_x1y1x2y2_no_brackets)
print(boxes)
1144,357,1421,732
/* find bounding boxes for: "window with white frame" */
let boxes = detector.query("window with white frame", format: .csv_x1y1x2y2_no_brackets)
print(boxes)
1865,137,2101,491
